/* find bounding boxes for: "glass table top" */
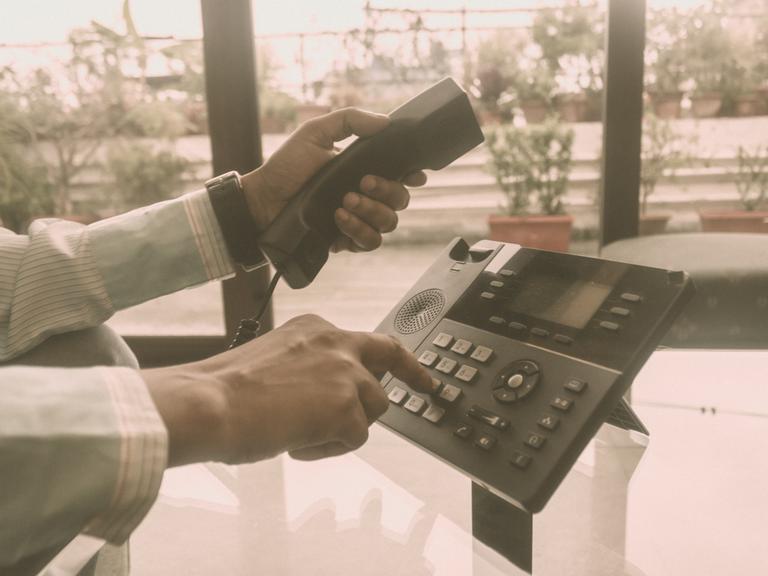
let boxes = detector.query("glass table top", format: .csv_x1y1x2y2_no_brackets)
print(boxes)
122,349,768,575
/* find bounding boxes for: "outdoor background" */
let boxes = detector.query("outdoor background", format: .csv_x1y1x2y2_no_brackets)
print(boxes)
1,0,766,336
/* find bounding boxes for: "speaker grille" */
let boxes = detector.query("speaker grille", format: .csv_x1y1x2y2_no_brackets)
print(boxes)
394,289,445,334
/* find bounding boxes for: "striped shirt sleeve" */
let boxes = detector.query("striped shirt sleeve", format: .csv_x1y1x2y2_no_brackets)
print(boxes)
0,366,167,569
0,190,237,361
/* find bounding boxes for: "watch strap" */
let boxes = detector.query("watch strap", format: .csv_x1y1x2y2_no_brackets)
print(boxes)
205,171,266,269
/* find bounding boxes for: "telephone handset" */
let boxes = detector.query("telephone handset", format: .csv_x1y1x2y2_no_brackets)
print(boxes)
257,77,484,289
374,238,694,513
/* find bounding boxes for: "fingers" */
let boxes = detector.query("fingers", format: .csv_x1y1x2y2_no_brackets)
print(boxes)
289,442,351,461
343,191,399,233
403,171,428,188
303,108,390,148
353,333,433,394
334,208,383,251
359,175,411,211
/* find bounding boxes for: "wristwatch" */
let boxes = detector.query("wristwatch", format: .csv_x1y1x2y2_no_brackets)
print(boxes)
205,170,266,270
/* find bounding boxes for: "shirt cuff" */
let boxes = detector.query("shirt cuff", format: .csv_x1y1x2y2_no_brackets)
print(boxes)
84,368,168,544
182,190,238,280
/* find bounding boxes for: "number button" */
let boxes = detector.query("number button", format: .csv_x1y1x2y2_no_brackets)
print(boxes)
470,345,493,363
439,383,463,403
455,365,478,383
422,404,445,424
417,350,439,367
387,386,408,406
564,379,587,393
404,395,427,414
450,339,473,356
435,357,458,375
432,332,454,348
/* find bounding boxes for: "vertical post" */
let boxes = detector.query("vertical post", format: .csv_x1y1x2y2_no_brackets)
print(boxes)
599,0,646,248
201,0,273,337
472,483,533,573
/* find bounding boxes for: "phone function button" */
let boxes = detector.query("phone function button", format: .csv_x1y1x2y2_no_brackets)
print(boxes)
508,321,527,332
480,291,496,301
439,383,463,403
599,320,620,332
455,365,478,383
450,263,464,272
468,405,510,431
515,360,539,375
499,269,516,277
470,345,494,363
537,414,560,430
525,432,547,450
610,306,631,317
551,396,573,412
387,386,408,405
621,292,642,303
417,350,439,367
506,373,524,389
474,434,497,451
510,451,532,469
422,404,446,424
454,423,474,439
531,327,550,338
404,395,427,415
450,339,473,355
432,332,454,348
553,334,573,345
492,388,516,404
489,280,505,289
435,357,458,375
489,316,506,326
564,378,587,393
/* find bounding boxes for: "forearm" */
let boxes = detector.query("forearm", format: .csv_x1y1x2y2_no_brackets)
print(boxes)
0,366,166,570
0,191,236,360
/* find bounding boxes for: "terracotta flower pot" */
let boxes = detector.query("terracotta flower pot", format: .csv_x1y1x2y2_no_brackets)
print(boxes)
519,100,549,124
556,94,588,123
488,214,573,252
690,92,723,118
648,92,683,119
699,210,768,233
734,92,765,117
639,213,671,236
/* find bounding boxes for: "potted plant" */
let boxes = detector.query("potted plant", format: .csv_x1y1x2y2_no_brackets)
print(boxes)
513,66,557,124
700,145,768,233
486,117,575,251
645,8,687,119
639,114,686,235
470,32,526,124
684,5,733,118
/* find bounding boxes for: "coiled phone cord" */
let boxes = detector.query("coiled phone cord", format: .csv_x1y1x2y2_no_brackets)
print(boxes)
228,270,283,349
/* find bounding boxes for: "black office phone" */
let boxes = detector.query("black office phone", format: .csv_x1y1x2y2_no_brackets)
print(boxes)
375,238,695,513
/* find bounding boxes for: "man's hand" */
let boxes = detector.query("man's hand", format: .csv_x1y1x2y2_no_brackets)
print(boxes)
240,108,427,252
142,315,433,467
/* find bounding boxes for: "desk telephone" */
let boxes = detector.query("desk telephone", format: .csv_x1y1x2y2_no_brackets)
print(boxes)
374,238,693,512
237,77,695,514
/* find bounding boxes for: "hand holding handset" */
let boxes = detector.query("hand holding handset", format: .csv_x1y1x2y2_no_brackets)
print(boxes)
258,77,485,289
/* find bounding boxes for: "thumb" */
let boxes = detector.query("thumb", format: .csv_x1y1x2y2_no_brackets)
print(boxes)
304,108,390,148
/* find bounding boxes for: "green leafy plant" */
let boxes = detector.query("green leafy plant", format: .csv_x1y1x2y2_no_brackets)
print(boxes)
640,114,687,215
734,145,768,211
106,142,190,210
646,8,688,95
486,117,574,216
683,3,735,95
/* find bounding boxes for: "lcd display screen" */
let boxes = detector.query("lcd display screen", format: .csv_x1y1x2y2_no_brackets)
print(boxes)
507,265,616,329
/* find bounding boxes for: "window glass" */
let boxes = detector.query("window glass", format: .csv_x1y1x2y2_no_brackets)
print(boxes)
0,0,225,336
254,0,607,331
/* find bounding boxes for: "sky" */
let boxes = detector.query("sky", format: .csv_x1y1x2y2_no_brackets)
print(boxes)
0,0,705,44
